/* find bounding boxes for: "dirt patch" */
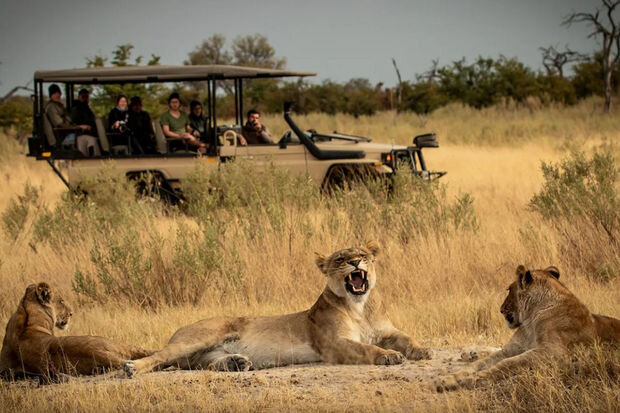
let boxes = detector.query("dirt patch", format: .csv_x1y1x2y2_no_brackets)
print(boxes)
15,346,499,399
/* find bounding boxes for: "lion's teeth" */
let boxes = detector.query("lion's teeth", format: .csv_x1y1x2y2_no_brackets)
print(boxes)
347,274,352,281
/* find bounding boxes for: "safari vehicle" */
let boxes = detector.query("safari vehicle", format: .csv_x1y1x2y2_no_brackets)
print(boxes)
27,65,445,202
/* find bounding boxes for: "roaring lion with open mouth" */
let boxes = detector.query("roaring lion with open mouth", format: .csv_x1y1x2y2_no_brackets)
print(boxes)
124,241,431,377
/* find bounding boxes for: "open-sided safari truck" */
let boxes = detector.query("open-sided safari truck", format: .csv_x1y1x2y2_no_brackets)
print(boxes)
27,65,445,202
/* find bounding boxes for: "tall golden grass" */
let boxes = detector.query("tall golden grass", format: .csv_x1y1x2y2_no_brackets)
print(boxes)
0,97,618,412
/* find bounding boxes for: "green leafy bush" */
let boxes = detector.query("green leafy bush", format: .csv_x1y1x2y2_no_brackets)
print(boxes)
530,147,619,281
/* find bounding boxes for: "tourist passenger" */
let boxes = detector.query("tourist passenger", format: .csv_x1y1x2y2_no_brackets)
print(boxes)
241,109,273,145
189,100,208,139
70,88,96,133
160,92,206,153
45,84,101,157
108,95,130,132
106,95,132,150
127,96,156,154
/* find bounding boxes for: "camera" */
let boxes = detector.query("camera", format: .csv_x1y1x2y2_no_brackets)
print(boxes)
117,120,127,132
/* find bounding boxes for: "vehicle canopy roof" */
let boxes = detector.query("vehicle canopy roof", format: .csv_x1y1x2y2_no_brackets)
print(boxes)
34,65,316,84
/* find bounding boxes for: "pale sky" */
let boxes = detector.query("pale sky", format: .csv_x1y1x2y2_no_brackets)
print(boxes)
0,0,608,96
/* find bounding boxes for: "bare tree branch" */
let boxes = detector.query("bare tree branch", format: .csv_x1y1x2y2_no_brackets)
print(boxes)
391,58,403,112
563,0,620,112
540,45,589,77
1,84,34,104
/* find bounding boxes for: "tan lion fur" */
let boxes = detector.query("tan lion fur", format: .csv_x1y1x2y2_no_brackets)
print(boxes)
433,265,620,391
0,282,153,379
124,241,431,377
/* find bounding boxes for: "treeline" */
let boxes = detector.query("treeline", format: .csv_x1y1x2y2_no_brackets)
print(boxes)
1,35,618,135
237,53,617,116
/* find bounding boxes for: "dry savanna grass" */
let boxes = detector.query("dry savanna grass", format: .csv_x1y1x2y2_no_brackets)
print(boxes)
0,98,619,412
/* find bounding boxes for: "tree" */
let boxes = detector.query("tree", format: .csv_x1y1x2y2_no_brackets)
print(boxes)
539,45,589,78
563,0,620,112
185,34,286,111
232,34,286,69
85,44,164,117
185,34,232,66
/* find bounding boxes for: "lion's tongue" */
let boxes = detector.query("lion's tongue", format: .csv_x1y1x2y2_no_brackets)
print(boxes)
350,275,364,289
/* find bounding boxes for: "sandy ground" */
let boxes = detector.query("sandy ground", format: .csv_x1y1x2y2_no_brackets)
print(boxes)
2,346,499,398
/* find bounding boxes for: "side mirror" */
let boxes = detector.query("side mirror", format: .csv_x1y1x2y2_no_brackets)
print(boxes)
283,102,294,114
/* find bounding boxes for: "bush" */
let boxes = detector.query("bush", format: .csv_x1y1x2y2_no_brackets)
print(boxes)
1,182,41,241
530,147,619,281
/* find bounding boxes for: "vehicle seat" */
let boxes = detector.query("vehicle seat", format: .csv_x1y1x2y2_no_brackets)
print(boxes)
95,118,129,155
152,121,168,154
42,114,57,147
43,114,79,153
153,121,195,154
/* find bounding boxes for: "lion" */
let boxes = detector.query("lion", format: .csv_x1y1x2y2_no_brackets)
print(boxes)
0,282,154,379
124,241,431,377
433,265,620,392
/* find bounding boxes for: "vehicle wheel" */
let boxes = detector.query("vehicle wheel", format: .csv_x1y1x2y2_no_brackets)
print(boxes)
127,172,183,205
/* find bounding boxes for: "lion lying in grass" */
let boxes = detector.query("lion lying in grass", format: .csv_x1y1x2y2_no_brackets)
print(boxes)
433,265,620,392
124,241,431,377
0,282,153,380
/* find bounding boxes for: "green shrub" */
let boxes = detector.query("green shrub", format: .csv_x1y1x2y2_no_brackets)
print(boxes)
530,147,619,281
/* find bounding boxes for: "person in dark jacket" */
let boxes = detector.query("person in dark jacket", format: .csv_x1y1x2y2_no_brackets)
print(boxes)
127,96,156,154
70,89,96,133
108,95,130,132
189,100,208,139
107,95,132,150
241,109,273,145
45,84,100,157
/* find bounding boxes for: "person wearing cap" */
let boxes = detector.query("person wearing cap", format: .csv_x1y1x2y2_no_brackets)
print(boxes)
45,84,101,157
70,88,96,133
160,92,206,153
127,96,156,154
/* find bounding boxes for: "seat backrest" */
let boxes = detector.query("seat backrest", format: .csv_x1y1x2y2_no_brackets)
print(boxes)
42,114,56,147
153,120,167,154
95,118,110,152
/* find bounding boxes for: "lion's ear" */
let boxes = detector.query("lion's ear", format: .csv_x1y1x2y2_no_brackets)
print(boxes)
315,253,328,275
516,265,533,288
544,266,560,280
365,240,380,257
35,282,53,304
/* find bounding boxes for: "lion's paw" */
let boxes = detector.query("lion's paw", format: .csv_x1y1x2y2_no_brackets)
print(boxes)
210,354,253,372
432,375,459,393
408,347,432,361
460,350,479,362
375,350,405,366
123,361,137,378
460,349,491,362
